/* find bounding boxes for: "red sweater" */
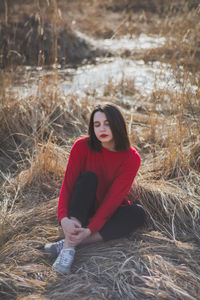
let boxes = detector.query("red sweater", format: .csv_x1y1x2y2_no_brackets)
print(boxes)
57,137,141,234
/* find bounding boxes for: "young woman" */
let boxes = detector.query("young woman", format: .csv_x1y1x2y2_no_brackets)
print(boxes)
45,104,146,274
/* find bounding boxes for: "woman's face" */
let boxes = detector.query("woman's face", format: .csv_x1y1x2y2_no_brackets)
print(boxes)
93,111,114,149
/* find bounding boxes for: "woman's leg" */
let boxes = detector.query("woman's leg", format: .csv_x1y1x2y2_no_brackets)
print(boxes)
62,170,98,248
46,171,98,253
80,204,146,245
68,171,98,226
99,204,146,241
51,171,98,274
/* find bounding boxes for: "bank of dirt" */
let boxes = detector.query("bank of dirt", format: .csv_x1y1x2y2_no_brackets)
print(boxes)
0,13,105,68
1,0,199,69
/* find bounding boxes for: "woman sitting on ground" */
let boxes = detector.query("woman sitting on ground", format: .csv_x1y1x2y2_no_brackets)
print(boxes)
45,103,146,274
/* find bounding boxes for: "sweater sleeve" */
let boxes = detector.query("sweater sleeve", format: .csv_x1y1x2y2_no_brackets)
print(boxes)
87,151,141,234
57,138,87,222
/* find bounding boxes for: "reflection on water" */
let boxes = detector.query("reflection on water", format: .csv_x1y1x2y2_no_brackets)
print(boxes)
76,32,166,52
76,31,166,52
60,58,180,96
3,34,197,99
100,34,166,51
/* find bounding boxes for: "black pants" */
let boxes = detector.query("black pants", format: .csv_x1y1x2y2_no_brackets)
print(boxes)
68,171,146,241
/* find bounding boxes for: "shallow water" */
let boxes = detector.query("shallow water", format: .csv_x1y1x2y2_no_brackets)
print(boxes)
76,32,166,52
4,33,197,99
60,58,181,96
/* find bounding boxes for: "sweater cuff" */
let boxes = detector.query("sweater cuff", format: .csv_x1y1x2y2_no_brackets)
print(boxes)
58,212,68,223
87,218,106,234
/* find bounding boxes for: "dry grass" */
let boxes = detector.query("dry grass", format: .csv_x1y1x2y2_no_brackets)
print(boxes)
0,85,199,299
0,0,200,299
136,3,200,72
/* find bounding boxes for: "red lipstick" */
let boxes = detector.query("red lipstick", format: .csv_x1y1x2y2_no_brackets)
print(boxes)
100,134,108,138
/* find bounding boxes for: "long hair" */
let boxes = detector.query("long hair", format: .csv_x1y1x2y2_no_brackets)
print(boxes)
88,104,130,152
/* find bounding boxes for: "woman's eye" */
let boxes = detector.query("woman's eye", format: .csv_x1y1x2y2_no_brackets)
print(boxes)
105,121,110,126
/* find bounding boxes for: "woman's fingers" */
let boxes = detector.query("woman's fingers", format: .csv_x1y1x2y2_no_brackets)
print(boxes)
65,229,83,240
64,228,90,247
74,221,82,228
73,227,84,234
63,222,86,246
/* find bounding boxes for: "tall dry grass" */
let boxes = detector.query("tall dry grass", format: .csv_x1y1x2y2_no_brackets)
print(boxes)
0,0,200,299
139,2,200,73
1,77,199,299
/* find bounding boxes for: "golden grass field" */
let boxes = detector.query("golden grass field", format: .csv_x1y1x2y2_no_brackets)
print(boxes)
0,0,200,299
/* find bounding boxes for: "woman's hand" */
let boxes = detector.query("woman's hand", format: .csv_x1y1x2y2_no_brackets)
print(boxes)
61,217,91,247
69,228,91,246
61,217,81,240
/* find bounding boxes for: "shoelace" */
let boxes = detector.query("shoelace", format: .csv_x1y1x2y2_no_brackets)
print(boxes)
59,250,74,266
56,239,64,254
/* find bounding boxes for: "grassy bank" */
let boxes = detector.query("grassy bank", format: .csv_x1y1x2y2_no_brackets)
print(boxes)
1,0,200,70
0,0,200,299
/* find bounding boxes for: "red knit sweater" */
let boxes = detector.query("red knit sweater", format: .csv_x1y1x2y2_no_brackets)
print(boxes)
57,137,141,234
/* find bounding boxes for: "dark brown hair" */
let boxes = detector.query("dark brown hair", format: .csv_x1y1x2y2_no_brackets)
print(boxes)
88,104,130,152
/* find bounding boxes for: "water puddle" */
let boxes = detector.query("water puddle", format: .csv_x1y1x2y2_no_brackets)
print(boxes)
60,58,181,96
3,34,197,100
76,32,166,52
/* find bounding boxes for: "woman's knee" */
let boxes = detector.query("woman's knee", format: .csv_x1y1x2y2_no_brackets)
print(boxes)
132,204,146,225
78,171,98,186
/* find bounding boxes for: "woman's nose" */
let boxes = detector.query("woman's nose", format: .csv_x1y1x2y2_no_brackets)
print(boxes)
100,124,106,131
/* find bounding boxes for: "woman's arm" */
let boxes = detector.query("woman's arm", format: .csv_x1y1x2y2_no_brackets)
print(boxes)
57,138,87,222
87,151,141,234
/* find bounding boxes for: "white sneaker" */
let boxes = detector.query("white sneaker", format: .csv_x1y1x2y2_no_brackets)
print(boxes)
44,239,64,258
52,248,75,274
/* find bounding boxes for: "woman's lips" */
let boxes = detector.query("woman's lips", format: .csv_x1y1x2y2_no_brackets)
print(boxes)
100,134,108,138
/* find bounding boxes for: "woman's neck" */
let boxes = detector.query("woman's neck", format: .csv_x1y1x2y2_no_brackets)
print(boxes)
102,141,116,152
